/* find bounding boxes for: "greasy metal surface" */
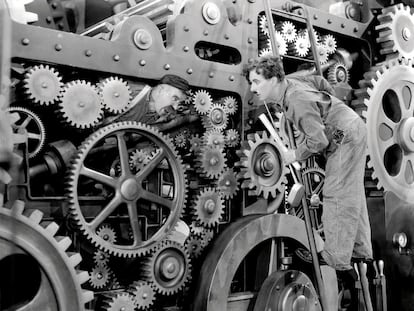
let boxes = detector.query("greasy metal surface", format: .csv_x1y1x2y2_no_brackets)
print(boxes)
193,213,324,311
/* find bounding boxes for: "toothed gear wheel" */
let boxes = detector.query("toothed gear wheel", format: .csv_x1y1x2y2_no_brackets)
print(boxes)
199,145,227,179
129,280,155,310
193,188,224,227
322,34,337,55
281,21,297,43
316,44,329,65
225,129,240,147
236,131,288,199
99,77,131,114
102,292,136,311
4,0,38,24
186,235,204,258
94,249,110,266
97,225,117,243
259,15,273,36
200,228,215,246
376,4,414,61
293,36,310,57
193,90,213,114
217,168,239,199
259,48,273,58
174,132,187,148
189,221,205,236
59,80,103,129
205,103,229,131
354,59,414,202
266,33,288,56
327,62,350,85
189,134,204,154
0,201,93,310
89,264,111,289
203,129,226,149
7,106,46,158
67,121,188,257
143,240,191,295
222,96,238,115
298,28,320,46
24,64,63,105
130,149,151,172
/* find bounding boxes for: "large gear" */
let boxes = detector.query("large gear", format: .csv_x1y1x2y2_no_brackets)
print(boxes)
24,64,63,105
7,106,46,158
198,145,227,179
327,62,350,85
143,240,191,296
236,131,288,199
99,76,131,114
354,59,414,202
204,103,229,131
216,168,239,199
102,292,136,311
0,201,93,310
129,280,156,310
59,80,103,129
376,3,414,61
67,121,188,257
89,264,111,289
193,187,224,227
192,90,213,115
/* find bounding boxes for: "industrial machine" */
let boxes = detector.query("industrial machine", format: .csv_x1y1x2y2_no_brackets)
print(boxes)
1,0,414,310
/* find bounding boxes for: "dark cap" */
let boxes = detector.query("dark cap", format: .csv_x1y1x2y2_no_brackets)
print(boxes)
159,74,190,92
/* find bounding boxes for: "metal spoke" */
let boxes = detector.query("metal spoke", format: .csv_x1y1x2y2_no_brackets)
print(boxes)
117,132,130,175
89,194,122,230
141,189,174,210
80,165,117,188
127,201,143,245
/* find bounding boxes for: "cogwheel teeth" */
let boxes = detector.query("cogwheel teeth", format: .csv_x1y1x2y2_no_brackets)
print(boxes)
193,90,213,114
99,77,131,114
193,187,224,227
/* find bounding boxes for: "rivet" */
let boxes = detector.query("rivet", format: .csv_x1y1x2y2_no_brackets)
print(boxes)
341,23,345,28
353,27,358,33
51,2,57,9
248,58,254,63
224,34,229,39
113,54,120,61
209,72,214,78
248,100,254,105
184,26,190,32
183,46,189,52
313,14,318,20
139,60,146,66
164,64,171,70
58,22,64,30
247,37,253,44
327,19,332,24
203,30,209,36
229,75,235,81
247,18,253,24
55,44,62,51
187,68,193,74
46,16,52,23
248,0,255,2
21,38,30,45
85,50,92,57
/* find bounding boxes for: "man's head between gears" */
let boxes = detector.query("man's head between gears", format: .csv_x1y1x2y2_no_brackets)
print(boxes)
148,74,190,117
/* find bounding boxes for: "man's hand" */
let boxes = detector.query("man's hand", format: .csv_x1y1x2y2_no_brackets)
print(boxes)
283,149,297,165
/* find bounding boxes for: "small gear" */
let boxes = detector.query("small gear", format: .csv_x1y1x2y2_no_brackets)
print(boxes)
193,90,213,114
266,33,288,56
293,36,310,57
204,103,229,131
259,48,273,58
189,134,204,154
143,240,191,295
225,129,240,147
89,264,111,289
376,3,414,61
222,96,238,115
97,225,117,243
129,280,156,310
7,106,46,158
236,131,288,199
193,187,224,227
259,15,273,36
198,145,227,179
185,235,204,258
203,129,226,150
298,28,320,46
59,80,103,129
24,64,63,105
94,249,111,266
174,132,188,148
200,228,215,247
281,21,297,43
99,77,131,114
129,149,151,172
216,168,239,199
321,34,337,55
102,292,136,311
189,221,205,236
327,62,350,85
316,44,329,65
